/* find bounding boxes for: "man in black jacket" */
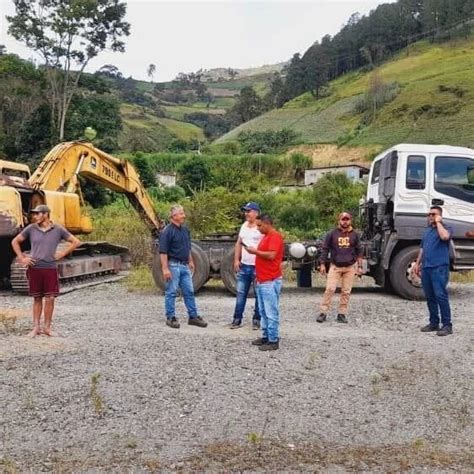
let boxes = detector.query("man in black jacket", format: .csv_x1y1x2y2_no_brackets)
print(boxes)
317,212,363,323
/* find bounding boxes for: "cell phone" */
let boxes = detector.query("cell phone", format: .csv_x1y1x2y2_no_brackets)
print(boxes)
241,242,249,248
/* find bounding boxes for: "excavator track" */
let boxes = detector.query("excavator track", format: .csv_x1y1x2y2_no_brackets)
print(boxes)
10,242,131,294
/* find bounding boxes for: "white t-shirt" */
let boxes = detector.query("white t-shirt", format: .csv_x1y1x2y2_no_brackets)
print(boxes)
239,222,263,265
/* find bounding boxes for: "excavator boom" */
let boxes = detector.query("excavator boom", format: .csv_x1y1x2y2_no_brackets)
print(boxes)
30,141,163,235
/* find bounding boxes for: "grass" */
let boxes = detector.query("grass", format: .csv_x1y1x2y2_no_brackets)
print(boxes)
451,270,474,283
10,439,474,471
125,265,156,292
0,310,28,336
163,104,226,121
217,96,358,143
0,457,18,474
119,104,205,151
90,373,105,417
167,439,474,471
218,36,474,149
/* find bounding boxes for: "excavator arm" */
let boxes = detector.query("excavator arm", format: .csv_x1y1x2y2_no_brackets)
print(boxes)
29,141,164,235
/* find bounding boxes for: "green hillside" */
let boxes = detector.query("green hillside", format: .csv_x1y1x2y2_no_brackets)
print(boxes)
217,39,474,149
119,104,204,152
117,70,274,149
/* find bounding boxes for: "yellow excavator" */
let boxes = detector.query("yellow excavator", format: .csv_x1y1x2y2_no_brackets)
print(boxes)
0,141,164,292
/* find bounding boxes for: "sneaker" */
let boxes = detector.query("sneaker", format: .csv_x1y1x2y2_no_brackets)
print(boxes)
252,319,260,330
166,317,180,329
437,325,453,336
230,319,242,329
259,341,279,351
251,337,268,346
420,324,440,332
316,313,327,323
336,314,348,324
188,316,208,328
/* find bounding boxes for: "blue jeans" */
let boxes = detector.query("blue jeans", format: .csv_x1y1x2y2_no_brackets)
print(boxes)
421,265,452,327
165,263,198,319
233,264,260,322
256,278,282,343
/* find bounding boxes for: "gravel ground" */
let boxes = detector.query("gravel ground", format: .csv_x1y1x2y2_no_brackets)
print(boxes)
1,280,473,472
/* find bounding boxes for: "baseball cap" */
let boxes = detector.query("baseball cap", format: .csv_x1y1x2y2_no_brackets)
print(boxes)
31,204,51,213
241,201,261,212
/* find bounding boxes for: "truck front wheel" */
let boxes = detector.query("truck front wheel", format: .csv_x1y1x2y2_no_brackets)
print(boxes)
152,242,210,293
389,246,425,300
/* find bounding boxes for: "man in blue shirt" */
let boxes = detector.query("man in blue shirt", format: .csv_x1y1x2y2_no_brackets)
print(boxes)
159,205,207,329
413,206,453,336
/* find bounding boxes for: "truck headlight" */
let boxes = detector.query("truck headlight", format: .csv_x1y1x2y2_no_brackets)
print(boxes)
307,246,318,257
289,242,306,259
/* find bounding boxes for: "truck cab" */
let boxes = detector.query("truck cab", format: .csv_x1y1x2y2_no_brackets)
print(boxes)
363,144,474,299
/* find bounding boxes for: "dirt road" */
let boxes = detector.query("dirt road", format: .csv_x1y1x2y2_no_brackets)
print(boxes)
1,282,473,472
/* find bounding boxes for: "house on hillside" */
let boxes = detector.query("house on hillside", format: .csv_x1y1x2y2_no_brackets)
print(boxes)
304,164,369,186
155,172,176,187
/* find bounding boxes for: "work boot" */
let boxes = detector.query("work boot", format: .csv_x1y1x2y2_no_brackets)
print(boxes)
166,317,180,329
420,324,439,332
337,314,348,323
316,313,327,323
251,337,268,346
188,316,208,328
437,325,453,336
259,341,279,351
230,319,242,329
252,319,260,330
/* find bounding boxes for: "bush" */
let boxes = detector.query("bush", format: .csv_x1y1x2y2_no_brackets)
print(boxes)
177,157,212,194
88,201,154,266
237,128,300,154
354,81,401,125
149,185,186,202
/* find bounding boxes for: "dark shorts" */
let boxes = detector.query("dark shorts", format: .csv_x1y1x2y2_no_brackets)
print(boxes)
26,267,59,297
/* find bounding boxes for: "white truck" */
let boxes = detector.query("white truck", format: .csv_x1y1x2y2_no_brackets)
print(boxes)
288,144,474,299
149,143,474,300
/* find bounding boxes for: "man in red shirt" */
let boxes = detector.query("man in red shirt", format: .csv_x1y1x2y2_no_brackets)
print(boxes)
245,214,284,351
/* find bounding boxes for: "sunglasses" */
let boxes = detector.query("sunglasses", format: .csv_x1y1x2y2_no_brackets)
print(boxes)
428,213,437,216
340,217,351,221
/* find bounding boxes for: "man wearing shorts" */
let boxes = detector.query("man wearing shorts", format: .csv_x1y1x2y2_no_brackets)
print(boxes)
11,205,81,337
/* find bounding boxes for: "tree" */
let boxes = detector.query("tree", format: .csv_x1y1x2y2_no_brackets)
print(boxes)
97,64,123,79
0,45,6,56
232,86,263,123
289,153,312,184
264,73,288,108
178,157,211,194
131,154,156,188
147,63,156,83
302,42,329,99
7,0,130,141
283,53,306,100
0,54,47,160
227,68,239,80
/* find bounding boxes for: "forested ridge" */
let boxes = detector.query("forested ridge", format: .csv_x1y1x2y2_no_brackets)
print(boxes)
2,0,473,164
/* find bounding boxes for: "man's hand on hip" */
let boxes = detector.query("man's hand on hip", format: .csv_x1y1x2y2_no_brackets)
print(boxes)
19,255,35,267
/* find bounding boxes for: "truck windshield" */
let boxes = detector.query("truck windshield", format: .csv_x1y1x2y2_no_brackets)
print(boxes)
1,168,29,179
434,156,474,203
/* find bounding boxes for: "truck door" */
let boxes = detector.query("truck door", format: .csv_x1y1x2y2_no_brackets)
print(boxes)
430,153,474,270
430,154,474,222
396,154,430,215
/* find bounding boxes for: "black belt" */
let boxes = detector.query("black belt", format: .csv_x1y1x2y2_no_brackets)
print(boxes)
169,259,188,265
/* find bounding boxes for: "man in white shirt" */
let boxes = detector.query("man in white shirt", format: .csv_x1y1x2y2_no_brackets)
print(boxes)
230,202,263,329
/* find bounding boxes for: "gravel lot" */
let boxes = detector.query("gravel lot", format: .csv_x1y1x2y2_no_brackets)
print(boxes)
1,280,473,472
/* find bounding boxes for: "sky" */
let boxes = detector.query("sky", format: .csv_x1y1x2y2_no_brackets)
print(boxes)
0,0,393,82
